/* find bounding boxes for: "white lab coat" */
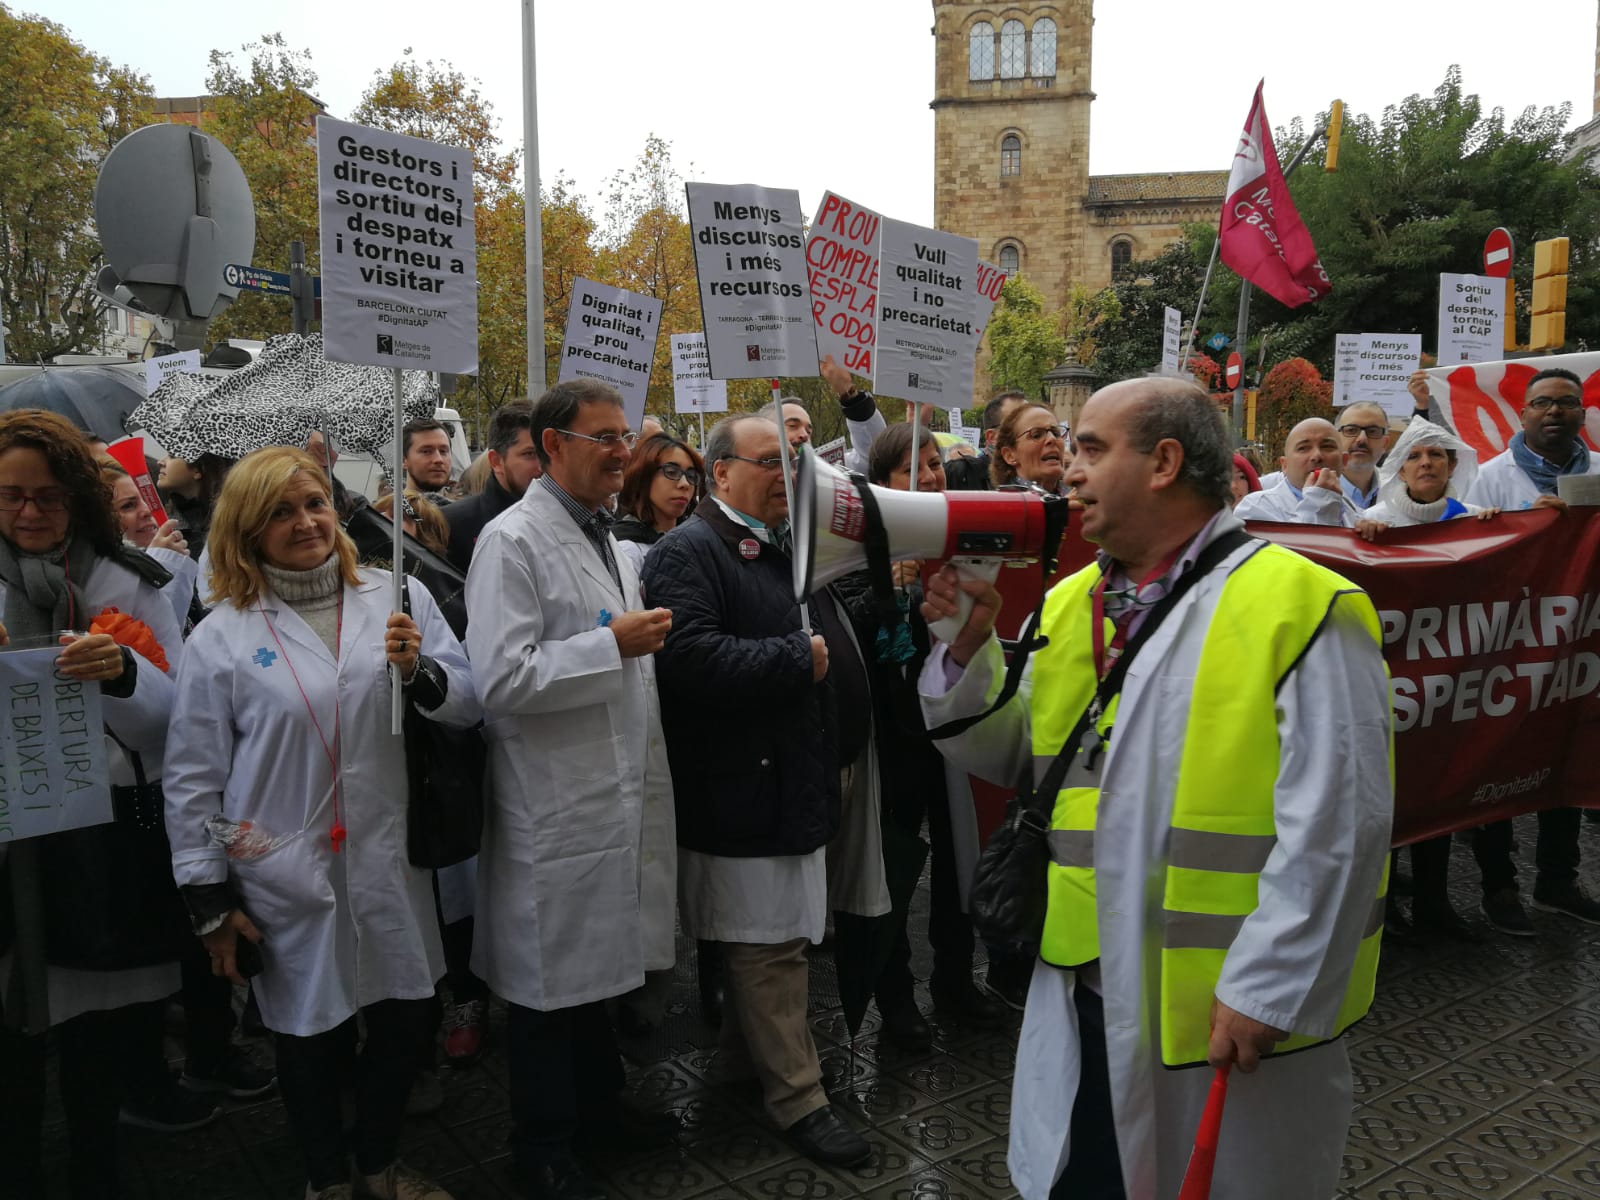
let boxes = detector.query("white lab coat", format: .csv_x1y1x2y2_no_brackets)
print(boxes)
920,518,1392,1200
845,406,887,476
467,482,675,1012
1467,447,1600,510
1232,476,1352,526
162,569,480,1037
145,544,198,629
0,555,185,1025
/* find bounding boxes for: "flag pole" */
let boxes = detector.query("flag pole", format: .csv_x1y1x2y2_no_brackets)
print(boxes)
1181,237,1220,372
770,380,809,629
1228,116,1331,435
522,0,545,394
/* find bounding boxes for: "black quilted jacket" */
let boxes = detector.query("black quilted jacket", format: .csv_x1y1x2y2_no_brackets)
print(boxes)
642,498,841,857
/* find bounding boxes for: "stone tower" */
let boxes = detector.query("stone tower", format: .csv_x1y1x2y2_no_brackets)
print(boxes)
930,1,1094,308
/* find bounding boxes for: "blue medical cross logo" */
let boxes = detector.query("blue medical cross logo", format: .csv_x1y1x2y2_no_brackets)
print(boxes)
252,647,278,669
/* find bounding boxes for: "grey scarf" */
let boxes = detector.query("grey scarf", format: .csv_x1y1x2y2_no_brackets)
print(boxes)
0,534,94,1034
0,535,96,641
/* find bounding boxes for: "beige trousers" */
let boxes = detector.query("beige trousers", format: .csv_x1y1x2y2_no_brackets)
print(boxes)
717,937,827,1129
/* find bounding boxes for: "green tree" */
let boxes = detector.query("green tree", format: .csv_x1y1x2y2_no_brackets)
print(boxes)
202,34,323,345
986,276,1066,400
1254,358,1332,455
1258,68,1600,366
1091,224,1237,384
0,5,154,361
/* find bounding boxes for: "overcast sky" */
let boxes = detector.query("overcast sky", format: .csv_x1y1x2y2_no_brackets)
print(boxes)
39,0,1600,229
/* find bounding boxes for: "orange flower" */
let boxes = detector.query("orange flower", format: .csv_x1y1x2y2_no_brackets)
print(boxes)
90,607,170,674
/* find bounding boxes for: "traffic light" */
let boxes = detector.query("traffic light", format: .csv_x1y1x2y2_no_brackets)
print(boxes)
1324,101,1344,173
1529,237,1569,351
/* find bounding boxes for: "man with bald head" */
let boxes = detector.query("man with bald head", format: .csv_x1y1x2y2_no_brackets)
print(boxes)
919,377,1392,1199
1335,402,1393,509
1232,417,1353,525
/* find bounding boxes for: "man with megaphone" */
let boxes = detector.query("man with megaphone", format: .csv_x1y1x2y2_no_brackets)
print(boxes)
916,378,1394,1200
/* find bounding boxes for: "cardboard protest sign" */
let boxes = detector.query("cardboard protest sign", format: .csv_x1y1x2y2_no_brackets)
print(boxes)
685,183,817,379
973,261,1006,339
316,117,477,374
874,218,979,403
806,190,880,377
1437,273,1505,366
671,334,728,414
143,349,201,396
1357,334,1422,417
0,647,111,842
556,277,663,429
1160,307,1182,375
1332,334,1361,406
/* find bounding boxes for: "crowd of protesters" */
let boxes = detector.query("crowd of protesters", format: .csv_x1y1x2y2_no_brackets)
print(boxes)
0,357,1596,1200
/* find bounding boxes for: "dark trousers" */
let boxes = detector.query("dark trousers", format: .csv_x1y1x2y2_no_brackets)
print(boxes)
1410,835,1453,903
506,1000,625,1169
0,1005,139,1199
180,938,239,1069
430,875,489,1005
273,997,432,1188
1472,809,1582,896
875,768,975,1013
1050,985,1126,1200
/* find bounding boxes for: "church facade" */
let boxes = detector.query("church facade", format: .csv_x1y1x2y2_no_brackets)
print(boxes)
931,1,1226,311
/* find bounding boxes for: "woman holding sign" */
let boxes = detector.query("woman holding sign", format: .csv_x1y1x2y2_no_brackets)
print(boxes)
0,408,187,1200
162,447,479,1200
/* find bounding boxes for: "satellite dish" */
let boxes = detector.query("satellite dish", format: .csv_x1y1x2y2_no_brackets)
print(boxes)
95,124,256,350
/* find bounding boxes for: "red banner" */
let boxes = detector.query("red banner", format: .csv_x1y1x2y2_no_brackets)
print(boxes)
1423,351,1600,464
964,510,1600,848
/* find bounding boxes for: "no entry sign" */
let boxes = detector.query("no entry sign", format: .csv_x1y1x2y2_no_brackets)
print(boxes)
1483,228,1514,279
1225,352,1243,389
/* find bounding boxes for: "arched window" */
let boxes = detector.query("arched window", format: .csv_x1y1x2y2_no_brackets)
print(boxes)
1030,17,1056,77
999,243,1020,274
968,22,995,80
999,20,1026,79
1000,134,1021,177
1110,239,1133,279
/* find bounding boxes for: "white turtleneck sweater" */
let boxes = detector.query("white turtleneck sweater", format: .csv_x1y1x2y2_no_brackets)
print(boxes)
261,556,342,655
1363,490,1485,528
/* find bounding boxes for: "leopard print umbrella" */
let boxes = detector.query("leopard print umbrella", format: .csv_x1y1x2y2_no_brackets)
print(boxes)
128,333,439,472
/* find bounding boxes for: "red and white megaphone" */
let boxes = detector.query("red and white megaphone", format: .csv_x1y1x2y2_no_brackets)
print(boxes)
792,449,1066,642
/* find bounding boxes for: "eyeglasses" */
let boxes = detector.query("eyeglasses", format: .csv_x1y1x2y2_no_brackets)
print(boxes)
0,488,69,513
557,429,638,449
1018,424,1068,444
720,454,784,471
1528,395,1583,412
656,463,703,486
1338,424,1388,440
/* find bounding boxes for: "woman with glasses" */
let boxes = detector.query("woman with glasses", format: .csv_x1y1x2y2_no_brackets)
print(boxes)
162,446,479,1200
0,409,187,1200
613,433,706,572
991,402,1071,496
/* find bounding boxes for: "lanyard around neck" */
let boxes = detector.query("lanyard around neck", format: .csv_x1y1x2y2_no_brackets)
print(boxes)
258,595,346,852
1090,546,1186,682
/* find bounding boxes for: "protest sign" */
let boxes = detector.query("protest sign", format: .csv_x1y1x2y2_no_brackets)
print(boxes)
316,116,477,374
143,349,201,396
815,436,847,468
685,183,817,379
555,277,662,429
1332,334,1361,406
671,333,728,414
1160,307,1182,375
806,190,880,377
1343,333,1421,417
0,647,111,843
874,218,979,403
972,261,1006,341
959,508,1600,849
1437,273,1505,366
1424,350,1600,463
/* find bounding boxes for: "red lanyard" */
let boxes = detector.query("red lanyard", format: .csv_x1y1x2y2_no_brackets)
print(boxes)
259,597,347,852
1090,547,1186,681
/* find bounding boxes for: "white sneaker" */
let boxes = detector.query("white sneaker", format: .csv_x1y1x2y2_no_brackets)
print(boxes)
361,1162,453,1200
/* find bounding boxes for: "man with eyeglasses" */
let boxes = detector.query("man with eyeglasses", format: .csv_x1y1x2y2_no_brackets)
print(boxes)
1468,368,1599,512
1232,418,1354,526
1461,367,1600,937
642,413,877,1171
466,379,678,1200
1334,402,1393,510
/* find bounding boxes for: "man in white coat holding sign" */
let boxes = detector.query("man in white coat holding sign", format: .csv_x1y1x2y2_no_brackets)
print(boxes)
920,378,1392,1200
467,379,677,1200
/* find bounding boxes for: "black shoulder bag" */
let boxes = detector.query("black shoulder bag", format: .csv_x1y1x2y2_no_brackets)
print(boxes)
399,580,487,868
966,529,1254,957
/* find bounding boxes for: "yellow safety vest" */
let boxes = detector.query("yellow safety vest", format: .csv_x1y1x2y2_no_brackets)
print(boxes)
1033,540,1389,1067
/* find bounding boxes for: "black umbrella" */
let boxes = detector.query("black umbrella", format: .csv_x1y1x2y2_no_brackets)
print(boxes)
832,820,930,1038
0,365,148,442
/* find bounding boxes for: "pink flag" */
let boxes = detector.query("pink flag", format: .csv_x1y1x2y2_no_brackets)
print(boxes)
1219,82,1330,309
